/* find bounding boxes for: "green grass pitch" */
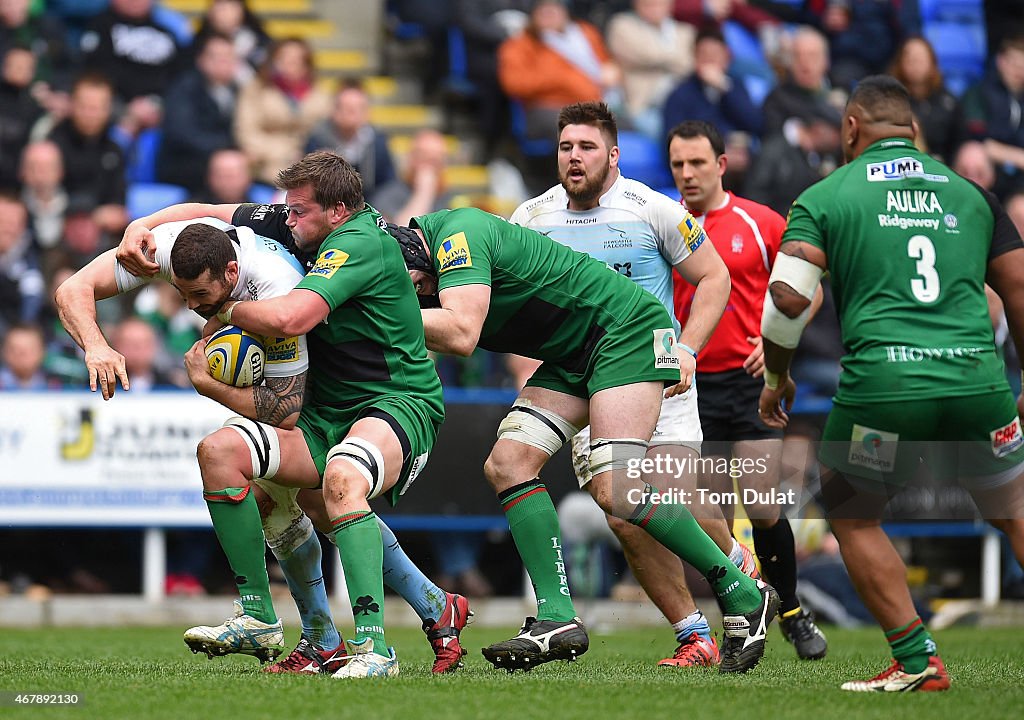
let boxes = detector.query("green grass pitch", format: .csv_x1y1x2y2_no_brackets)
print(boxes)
1,624,1022,719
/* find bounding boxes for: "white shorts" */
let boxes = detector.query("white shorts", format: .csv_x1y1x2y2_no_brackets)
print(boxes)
571,387,703,487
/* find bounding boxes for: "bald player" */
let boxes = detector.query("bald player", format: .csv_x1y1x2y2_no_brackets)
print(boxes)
758,75,1024,692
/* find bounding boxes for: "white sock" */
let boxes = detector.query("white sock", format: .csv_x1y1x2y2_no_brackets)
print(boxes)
729,537,745,566
671,610,709,642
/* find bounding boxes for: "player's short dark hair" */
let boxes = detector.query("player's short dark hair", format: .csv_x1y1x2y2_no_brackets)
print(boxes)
847,75,913,123
276,150,365,213
666,120,725,157
170,223,237,281
558,101,618,148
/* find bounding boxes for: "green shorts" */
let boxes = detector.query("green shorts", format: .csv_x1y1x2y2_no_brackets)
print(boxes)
297,395,439,505
818,392,1024,490
526,295,681,398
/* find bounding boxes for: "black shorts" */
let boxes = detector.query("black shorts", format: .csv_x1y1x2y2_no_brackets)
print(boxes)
697,368,783,450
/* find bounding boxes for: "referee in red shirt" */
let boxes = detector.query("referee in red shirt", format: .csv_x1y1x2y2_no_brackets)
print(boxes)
669,120,828,660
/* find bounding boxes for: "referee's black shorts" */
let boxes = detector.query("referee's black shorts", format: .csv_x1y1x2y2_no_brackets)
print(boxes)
697,368,783,455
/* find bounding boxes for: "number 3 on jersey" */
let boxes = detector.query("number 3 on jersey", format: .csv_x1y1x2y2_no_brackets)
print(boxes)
907,234,940,303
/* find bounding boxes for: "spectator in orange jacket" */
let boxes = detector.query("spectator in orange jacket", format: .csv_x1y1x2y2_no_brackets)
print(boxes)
498,0,622,141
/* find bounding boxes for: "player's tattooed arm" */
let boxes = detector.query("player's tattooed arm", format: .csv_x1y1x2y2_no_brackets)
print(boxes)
253,372,307,427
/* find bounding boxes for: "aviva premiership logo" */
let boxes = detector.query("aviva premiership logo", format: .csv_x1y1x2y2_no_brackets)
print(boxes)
309,249,349,278
678,215,706,253
265,336,300,364
437,232,472,273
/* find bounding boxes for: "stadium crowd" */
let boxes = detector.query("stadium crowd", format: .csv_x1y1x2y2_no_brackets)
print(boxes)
2,0,1024,604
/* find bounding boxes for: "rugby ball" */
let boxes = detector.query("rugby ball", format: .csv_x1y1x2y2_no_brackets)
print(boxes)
205,325,265,387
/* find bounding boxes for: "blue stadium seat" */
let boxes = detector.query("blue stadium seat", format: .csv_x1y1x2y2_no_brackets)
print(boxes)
723,20,765,68
509,100,556,157
248,183,277,204
443,26,478,98
656,186,680,201
127,182,189,221
923,20,987,96
616,131,672,188
126,128,162,184
152,4,194,46
919,0,983,23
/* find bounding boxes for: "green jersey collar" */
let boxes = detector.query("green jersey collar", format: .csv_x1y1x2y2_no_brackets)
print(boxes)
864,138,917,154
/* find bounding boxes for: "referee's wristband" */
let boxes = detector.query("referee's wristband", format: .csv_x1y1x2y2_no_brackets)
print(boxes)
217,300,240,325
763,368,782,390
679,343,698,360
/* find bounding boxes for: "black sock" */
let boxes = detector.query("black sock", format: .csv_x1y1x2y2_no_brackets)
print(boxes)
752,518,800,614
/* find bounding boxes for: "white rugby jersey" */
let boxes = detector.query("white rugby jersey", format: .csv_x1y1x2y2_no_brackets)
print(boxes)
510,174,707,334
114,217,309,378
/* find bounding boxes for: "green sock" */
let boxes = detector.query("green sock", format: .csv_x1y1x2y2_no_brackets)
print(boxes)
204,486,276,623
628,484,761,613
499,480,576,621
331,510,387,655
886,617,936,673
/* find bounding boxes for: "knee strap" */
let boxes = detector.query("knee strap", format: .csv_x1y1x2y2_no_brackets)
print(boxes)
589,437,649,477
326,437,387,499
496,400,580,456
223,416,281,479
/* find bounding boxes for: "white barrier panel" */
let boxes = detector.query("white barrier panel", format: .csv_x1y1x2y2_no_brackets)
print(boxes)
0,392,234,526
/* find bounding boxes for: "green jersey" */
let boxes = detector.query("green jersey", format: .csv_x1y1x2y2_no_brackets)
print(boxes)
294,207,444,423
414,207,671,368
784,138,1023,402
